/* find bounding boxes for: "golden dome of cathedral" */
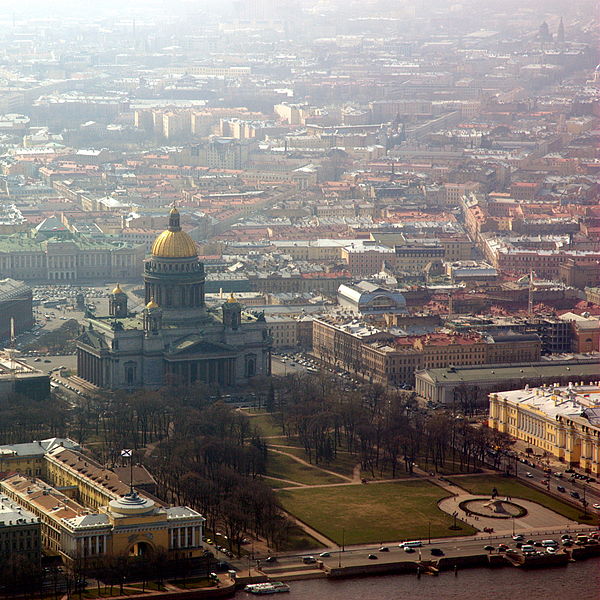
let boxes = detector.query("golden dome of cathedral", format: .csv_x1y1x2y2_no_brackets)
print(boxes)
111,283,125,295
151,207,198,258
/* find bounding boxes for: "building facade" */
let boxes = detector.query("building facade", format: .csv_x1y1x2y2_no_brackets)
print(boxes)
488,383,600,475
0,494,41,566
0,217,145,283
76,207,271,389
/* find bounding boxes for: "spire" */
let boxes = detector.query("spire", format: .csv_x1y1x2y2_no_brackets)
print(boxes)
557,17,565,44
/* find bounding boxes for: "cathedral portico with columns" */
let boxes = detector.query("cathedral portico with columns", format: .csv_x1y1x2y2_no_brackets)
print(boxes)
76,207,271,389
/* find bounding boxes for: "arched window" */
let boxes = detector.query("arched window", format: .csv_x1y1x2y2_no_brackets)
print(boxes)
245,354,257,378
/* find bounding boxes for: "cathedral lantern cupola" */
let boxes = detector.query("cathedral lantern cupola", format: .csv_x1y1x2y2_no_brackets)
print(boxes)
222,293,241,330
109,283,128,317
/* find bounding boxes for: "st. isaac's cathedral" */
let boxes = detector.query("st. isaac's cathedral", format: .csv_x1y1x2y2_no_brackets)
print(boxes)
76,207,271,389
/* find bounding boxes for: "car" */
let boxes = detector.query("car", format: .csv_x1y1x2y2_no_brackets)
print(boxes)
521,545,536,554
557,486,566,492
588,477,596,483
265,556,277,563
593,503,600,510
563,540,574,547
484,545,495,552
368,554,378,560
512,534,524,541
546,547,557,554
430,548,444,556
403,547,415,553
541,540,558,548
561,534,572,540
570,491,580,499
565,468,575,473
533,541,543,547
379,547,389,552
302,556,316,564
554,472,563,478
526,472,533,478
515,542,523,549
319,552,331,558
34,358,41,362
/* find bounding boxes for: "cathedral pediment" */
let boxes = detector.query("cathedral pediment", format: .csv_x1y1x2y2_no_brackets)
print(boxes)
166,334,237,357
77,328,108,350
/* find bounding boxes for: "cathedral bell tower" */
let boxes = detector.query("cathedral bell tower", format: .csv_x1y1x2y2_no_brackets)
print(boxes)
222,293,242,330
109,284,128,317
143,298,162,333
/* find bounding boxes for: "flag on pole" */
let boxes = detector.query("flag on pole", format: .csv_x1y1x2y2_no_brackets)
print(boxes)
121,449,133,458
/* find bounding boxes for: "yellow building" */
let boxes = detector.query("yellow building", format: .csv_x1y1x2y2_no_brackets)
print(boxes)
489,383,600,475
0,473,204,564
45,447,130,510
0,438,79,479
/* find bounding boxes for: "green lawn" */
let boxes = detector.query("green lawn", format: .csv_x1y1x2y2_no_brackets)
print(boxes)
249,413,285,437
279,481,476,545
278,525,325,552
169,577,213,589
450,475,600,525
263,476,300,489
128,582,166,592
266,451,346,485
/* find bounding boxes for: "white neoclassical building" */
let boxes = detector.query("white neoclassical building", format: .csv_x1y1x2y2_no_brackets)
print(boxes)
488,382,600,475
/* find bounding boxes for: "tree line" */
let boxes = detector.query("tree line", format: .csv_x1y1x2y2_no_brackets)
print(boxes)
271,373,511,477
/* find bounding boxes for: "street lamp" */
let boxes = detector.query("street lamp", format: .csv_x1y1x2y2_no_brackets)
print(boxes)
428,521,431,544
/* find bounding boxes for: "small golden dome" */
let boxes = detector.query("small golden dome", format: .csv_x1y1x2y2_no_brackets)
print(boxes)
146,297,159,310
111,283,125,295
227,292,238,303
151,230,197,258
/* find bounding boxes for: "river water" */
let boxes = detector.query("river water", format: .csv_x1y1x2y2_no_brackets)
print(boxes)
264,558,600,600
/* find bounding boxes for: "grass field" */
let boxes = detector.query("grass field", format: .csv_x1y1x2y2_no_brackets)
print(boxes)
278,525,325,552
263,476,300,488
451,475,600,525
249,413,284,437
266,450,346,485
279,481,476,545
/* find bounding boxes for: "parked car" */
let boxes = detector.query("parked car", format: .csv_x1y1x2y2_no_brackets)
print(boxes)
557,485,566,492
570,491,581,499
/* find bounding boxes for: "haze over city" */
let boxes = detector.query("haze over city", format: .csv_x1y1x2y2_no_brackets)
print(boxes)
0,0,598,597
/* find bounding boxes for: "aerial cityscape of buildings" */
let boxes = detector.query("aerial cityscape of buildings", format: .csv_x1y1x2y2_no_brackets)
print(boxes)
0,0,599,595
